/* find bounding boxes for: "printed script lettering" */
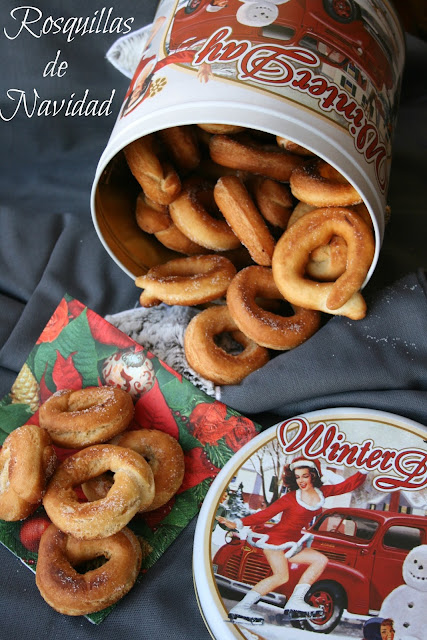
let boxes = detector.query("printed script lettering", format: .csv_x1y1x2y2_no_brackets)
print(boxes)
278,417,427,492
0,6,134,120
193,27,388,193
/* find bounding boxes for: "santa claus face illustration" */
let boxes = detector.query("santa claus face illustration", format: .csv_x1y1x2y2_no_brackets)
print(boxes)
402,544,427,592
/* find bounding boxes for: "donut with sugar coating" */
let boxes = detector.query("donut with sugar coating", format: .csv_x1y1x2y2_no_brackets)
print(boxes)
43,444,155,539
36,524,142,615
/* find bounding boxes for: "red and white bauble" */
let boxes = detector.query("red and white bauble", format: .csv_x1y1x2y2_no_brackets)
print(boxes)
102,348,155,399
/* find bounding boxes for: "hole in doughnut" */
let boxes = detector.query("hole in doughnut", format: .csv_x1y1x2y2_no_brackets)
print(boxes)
73,555,108,574
213,330,245,355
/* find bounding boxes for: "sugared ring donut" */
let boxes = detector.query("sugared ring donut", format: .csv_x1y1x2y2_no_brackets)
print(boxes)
287,202,375,282
214,175,276,266
43,444,155,539
226,266,321,350
272,208,375,320
154,223,210,255
252,177,293,230
135,192,171,234
158,125,200,171
290,159,363,207
288,202,347,281
135,254,237,307
169,178,241,252
197,123,246,135
124,135,181,205
83,429,185,512
276,136,314,157
135,193,209,255
38,386,135,448
210,134,304,182
36,524,142,616
0,425,57,521
184,305,269,385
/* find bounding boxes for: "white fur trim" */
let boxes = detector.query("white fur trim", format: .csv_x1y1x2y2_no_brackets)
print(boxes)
290,459,318,471
295,488,325,511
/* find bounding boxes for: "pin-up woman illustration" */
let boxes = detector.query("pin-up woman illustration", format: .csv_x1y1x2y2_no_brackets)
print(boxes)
217,456,366,623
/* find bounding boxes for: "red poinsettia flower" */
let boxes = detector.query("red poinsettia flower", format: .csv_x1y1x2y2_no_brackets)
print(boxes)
178,447,220,493
67,298,86,320
36,298,69,344
52,351,82,390
134,380,179,439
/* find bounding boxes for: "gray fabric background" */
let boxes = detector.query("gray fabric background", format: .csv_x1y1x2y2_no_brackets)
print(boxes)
0,1,426,638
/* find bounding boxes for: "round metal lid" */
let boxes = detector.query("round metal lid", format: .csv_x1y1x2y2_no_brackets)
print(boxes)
193,407,427,639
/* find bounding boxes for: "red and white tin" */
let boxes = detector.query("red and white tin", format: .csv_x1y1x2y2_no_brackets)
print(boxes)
91,0,405,281
193,408,427,639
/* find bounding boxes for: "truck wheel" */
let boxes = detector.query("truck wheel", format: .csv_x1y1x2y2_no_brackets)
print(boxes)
322,0,360,23
302,581,346,634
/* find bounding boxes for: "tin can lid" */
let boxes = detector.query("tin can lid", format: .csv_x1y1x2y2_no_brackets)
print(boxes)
193,407,427,639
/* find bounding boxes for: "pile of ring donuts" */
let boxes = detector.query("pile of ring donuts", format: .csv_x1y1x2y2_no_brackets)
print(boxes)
125,124,376,386
0,385,185,616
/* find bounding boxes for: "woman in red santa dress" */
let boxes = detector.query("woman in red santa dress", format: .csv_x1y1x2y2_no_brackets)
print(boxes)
217,456,366,624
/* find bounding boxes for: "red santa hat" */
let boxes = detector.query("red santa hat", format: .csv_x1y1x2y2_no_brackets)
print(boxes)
290,456,322,476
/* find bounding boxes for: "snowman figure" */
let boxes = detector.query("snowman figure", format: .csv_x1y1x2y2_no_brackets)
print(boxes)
379,544,427,640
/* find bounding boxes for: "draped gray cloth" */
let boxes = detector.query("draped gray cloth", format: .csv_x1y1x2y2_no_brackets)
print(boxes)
0,0,426,638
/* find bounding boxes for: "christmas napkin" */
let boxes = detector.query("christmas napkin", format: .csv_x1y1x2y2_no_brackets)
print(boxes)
0,294,261,624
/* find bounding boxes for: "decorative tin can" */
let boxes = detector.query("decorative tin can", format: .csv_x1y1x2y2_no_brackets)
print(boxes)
193,407,427,639
91,0,405,283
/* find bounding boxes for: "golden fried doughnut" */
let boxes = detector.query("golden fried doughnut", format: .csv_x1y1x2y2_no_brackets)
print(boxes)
197,157,250,182
214,175,276,266
288,202,374,282
227,266,321,350
124,135,181,205
0,425,57,521
135,254,237,307
169,178,241,251
135,192,210,255
288,202,346,281
158,125,200,171
290,159,363,207
83,429,185,512
184,305,269,385
276,136,314,156
135,192,171,234
36,525,142,615
154,223,210,255
209,134,304,182
197,123,246,134
43,444,155,539
38,386,134,448
272,208,375,319
252,177,293,229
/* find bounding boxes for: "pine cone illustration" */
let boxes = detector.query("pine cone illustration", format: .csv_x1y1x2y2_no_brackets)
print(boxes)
137,536,153,561
10,363,40,412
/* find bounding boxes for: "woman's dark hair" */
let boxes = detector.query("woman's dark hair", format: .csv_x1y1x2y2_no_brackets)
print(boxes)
283,465,322,491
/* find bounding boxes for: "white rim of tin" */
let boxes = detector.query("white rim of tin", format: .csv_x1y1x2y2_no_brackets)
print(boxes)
193,407,426,640
91,102,383,285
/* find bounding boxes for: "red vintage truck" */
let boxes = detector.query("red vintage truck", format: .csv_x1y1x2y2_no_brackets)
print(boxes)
213,507,427,633
168,0,395,91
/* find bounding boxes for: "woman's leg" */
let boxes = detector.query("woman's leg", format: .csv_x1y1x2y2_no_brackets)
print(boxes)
228,549,288,623
292,548,328,584
283,548,328,616
252,548,289,595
